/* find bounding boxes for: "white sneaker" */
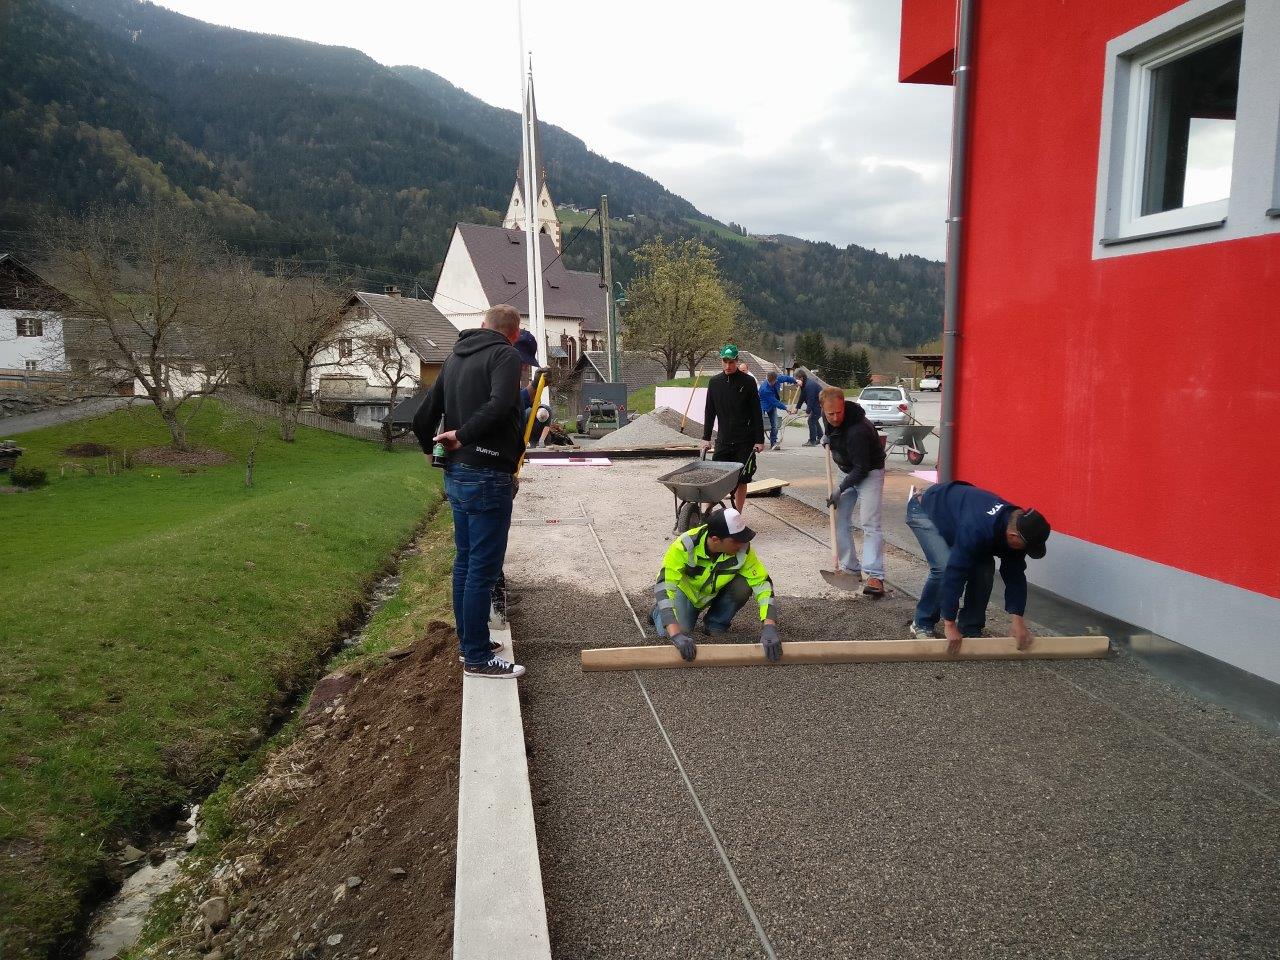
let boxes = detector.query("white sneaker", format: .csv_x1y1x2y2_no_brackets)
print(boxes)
908,622,935,640
463,656,526,678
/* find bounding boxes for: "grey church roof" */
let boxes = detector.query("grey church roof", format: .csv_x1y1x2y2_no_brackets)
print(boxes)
348,291,458,363
452,223,606,330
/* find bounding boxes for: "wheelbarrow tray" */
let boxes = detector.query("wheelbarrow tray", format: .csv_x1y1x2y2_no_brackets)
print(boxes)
657,459,743,505
882,424,935,449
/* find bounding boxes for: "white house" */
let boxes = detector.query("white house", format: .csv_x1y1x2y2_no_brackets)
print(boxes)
0,254,69,384
311,287,458,426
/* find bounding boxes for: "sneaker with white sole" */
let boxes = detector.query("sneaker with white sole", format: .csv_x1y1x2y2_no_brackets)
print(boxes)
458,640,504,663
463,656,526,679
908,622,935,640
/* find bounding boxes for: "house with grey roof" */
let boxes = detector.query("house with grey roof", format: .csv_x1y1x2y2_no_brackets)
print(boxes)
311,286,458,426
433,171,607,367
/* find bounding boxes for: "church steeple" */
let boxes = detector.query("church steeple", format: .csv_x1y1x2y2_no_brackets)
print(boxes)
502,72,561,250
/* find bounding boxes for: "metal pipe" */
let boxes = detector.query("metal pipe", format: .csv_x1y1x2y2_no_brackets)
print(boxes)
939,0,977,483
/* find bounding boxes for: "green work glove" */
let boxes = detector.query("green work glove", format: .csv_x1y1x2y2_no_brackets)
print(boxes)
671,631,697,662
760,623,781,663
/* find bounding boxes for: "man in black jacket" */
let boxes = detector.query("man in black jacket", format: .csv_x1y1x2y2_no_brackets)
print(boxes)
413,305,527,679
699,344,765,512
820,386,887,596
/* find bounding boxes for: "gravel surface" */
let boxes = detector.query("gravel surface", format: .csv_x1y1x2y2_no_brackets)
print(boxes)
509,462,1280,959
604,407,701,448
667,467,734,486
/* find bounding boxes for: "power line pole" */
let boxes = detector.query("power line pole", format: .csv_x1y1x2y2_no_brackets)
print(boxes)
600,195,619,382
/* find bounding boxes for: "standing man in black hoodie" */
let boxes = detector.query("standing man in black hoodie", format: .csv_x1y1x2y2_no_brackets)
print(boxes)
413,305,527,679
820,386,887,596
699,344,765,512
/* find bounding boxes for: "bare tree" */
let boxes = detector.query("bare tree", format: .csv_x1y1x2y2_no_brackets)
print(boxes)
41,201,237,449
351,323,419,451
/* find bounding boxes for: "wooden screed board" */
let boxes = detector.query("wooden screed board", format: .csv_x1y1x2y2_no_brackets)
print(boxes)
581,636,1110,672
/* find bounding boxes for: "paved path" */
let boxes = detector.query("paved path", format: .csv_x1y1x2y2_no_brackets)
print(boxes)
0,397,137,436
505,458,1280,959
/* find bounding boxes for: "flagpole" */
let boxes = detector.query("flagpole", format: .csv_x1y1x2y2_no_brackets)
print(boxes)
516,0,545,366
526,60,547,364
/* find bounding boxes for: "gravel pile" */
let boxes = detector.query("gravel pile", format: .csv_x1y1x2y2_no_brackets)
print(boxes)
667,467,732,486
602,407,698,448
649,406,707,439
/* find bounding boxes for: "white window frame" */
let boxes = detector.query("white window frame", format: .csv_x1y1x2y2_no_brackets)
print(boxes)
1116,13,1242,236
1094,0,1280,258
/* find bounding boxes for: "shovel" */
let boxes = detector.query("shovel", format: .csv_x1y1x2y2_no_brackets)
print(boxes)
821,446,862,591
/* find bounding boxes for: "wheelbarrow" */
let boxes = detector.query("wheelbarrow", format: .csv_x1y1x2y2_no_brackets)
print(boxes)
656,456,743,533
881,423,934,465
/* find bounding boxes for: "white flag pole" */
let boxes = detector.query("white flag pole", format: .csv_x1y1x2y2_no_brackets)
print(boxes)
526,61,547,364
516,0,544,366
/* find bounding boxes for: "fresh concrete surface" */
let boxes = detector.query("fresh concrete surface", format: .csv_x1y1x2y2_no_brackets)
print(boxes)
453,623,551,960
505,458,1280,958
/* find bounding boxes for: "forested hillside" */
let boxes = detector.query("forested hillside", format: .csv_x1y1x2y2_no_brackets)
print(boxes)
0,0,942,347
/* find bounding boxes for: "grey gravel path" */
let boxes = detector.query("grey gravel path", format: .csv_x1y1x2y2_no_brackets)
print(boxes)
513,583,1280,959
0,397,136,435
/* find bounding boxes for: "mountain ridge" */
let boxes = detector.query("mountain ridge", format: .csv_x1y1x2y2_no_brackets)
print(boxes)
0,0,943,347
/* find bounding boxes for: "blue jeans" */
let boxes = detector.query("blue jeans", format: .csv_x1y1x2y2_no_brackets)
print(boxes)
764,407,779,446
835,468,885,579
445,464,515,665
905,495,994,636
807,411,822,443
650,576,753,637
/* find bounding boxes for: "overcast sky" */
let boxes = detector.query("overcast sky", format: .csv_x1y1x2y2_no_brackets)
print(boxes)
155,0,954,259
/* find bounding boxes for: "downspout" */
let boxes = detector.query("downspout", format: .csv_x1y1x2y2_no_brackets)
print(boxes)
938,0,977,484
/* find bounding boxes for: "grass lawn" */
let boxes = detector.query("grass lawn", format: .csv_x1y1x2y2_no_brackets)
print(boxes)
0,402,442,959
627,377,700,417
682,217,760,246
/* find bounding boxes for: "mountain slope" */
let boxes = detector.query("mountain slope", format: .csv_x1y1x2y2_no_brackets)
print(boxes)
0,0,942,347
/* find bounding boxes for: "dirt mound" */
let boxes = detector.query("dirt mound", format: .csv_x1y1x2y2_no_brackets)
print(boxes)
157,624,461,960
132,446,233,468
647,405,707,440
64,442,119,458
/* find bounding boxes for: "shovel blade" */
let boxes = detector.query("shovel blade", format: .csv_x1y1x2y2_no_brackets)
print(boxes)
821,569,863,592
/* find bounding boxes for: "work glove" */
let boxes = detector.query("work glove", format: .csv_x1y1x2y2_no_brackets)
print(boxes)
826,490,843,510
671,631,697,662
820,435,830,447
760,623,782,663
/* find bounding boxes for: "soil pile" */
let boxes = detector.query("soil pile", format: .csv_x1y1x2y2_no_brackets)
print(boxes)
64,441,118,457
603,407,700,448
152,624,461,960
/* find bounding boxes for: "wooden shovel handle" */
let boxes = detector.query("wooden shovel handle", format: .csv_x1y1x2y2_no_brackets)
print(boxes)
823,445,839,567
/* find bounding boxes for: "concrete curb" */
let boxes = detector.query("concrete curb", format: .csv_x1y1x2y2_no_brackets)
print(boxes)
453,623,551,960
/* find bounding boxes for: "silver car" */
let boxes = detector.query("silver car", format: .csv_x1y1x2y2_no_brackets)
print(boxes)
856,385,914,426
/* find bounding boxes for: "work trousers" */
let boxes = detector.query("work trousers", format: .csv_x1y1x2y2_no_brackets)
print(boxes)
764,407,780,446
651,575,754,637
835,468,885,579
905,495,994,637
445,463,514,665
807,411,823,443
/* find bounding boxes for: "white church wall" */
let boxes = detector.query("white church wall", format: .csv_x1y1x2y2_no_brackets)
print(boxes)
433,234,491,332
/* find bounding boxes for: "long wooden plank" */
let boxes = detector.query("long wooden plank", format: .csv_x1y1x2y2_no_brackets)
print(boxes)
745,478,790,497
581,635,1109,672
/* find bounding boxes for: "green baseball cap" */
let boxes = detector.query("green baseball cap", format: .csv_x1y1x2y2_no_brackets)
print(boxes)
719,344,739,360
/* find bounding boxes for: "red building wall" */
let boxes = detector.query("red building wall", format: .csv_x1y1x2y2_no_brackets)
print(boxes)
953,0,1280,600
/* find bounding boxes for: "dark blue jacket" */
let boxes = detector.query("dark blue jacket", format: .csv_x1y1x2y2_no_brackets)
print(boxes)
794,377,822,413
921,481,1028,620
758,375,796,412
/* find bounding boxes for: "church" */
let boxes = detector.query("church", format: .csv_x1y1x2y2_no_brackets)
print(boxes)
431,165,606,367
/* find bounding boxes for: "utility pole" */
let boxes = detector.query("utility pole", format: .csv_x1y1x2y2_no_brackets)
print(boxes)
600,195,619,382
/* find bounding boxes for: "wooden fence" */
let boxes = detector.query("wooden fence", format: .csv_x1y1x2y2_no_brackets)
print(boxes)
220,390,389,442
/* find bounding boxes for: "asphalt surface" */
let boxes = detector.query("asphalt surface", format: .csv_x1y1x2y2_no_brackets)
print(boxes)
507,462,1280,959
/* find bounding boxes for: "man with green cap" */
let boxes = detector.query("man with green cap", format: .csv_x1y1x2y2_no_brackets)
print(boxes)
700,344,765,512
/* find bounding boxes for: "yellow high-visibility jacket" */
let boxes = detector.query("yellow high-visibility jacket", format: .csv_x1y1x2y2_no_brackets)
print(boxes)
654,524,774,628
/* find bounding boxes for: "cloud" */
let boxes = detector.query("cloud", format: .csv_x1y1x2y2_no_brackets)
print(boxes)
611,100,742,147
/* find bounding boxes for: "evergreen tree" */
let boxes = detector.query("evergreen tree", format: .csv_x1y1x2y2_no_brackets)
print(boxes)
794,331,828,376
853,348,872,388
828,346,856,388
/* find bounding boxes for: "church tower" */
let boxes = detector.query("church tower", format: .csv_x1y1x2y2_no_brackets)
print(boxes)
504,164,562,252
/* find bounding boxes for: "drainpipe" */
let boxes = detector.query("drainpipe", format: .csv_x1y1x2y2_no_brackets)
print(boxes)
938,0,977,484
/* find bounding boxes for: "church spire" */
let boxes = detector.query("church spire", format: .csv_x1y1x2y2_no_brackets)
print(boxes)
503,73,561,250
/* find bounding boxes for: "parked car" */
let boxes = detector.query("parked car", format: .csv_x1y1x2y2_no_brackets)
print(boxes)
856,385,915,426
919,372,942,391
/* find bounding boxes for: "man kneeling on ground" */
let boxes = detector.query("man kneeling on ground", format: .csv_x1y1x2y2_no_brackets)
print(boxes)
650,507,781,663
819,386,886,596
905,481,1051,654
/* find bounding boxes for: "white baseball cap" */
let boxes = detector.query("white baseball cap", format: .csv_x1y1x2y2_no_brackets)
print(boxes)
707,506,756,542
